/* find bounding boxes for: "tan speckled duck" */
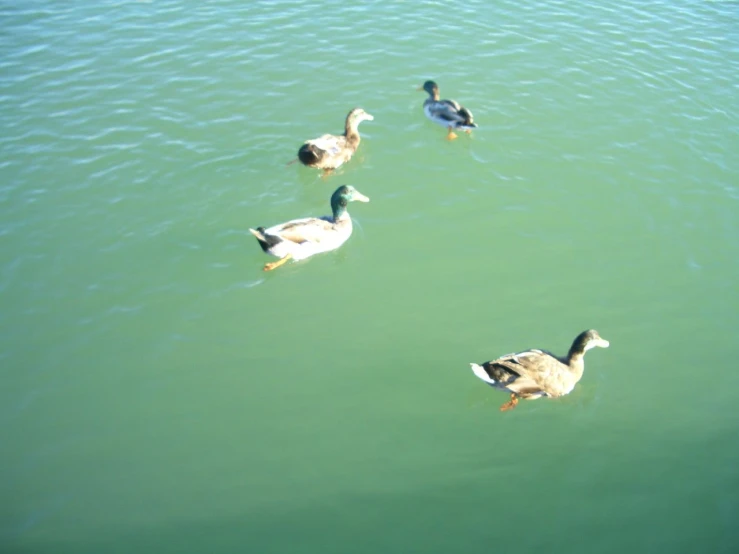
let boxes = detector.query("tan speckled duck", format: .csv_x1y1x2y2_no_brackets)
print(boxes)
470,330,610,411
296,108,373,173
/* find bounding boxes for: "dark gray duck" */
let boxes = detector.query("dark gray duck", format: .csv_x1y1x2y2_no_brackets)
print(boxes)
419,80,477,140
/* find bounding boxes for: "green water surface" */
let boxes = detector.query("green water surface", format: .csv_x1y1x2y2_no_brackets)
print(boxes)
2,1,738,553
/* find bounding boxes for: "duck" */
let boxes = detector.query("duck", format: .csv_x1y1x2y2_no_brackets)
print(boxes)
249,185,370,271
419,80,477,140
296,108,374,174
469,330,610,411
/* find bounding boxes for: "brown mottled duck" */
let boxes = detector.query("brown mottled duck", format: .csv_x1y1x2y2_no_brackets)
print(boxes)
296,108,373,174
470,330,609,411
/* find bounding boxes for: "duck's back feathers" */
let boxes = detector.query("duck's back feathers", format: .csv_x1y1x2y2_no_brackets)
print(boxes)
471,349,571,398
296,109,372,170
267,216,338,246
441,99,461,111
298,134,353,169
251,216,352,261
424,98,477,130
298,134,347,166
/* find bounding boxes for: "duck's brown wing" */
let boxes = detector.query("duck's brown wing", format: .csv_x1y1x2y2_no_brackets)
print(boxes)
269,216,336,245
483,349,565,396
305,134,347,156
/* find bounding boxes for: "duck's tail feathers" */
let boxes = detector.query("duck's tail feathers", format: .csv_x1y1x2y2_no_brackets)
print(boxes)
470,363,496,385
249,227,282,253
458,107,477,128
298,143,322,166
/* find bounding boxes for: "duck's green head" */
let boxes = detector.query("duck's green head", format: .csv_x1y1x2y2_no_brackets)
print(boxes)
571,329,610,356
331,185,370,219
420,80,439,96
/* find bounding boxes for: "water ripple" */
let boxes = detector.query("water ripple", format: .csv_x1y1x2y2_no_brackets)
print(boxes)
0,1,737,544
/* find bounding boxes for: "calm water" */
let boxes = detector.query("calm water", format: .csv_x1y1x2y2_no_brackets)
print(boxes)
2,1,738,552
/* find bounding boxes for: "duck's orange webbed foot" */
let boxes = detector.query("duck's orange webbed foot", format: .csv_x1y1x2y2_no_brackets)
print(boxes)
263,253,292,272
500,394,519,412
446,127,458,141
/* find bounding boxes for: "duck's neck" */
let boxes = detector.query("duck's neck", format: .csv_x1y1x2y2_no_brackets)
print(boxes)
331,198,350,222
428,90,440,102
344,118,361,143
566,349,586,379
